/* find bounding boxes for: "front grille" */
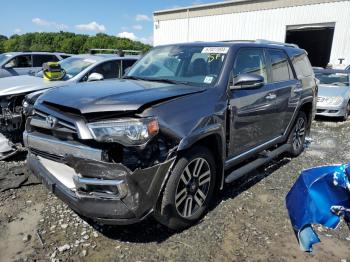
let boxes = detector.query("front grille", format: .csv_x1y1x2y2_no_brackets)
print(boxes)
34,110,77,132
30,110,78,140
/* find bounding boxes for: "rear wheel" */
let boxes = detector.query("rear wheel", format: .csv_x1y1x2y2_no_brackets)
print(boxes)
287,111,307,157
154,146,216,230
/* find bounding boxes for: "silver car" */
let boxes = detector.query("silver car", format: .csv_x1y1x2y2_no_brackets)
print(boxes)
0,53,139,159
315,69,350,120
0,52,71,78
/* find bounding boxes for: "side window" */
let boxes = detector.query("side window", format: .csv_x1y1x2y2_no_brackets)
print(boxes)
5,55,32,68
268,49,292,82
60,55,71,59
292,53,313,78
89,61,121,80
233,48,267,83
33,55,59,67
122,59,137,75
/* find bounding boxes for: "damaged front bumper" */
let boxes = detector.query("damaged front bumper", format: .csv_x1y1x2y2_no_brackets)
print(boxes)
24,131,176,225
0,133,17,160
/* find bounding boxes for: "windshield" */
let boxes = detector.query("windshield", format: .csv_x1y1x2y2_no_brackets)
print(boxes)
0,54,12,65
315,72,349,86
36,56,95,80
126,45,228,86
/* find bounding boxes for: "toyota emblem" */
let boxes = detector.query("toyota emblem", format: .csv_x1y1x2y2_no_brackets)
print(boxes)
45,115,58,129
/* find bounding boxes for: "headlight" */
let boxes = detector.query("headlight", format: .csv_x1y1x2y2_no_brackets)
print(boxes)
324,96,344,105
22,100,29,108
87,118,159,145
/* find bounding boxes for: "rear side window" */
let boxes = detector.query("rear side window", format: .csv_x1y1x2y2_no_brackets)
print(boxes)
233,48,267,83
33,55,59,67
291,53,313,78
268,49,293,82
122,59,137,75
60,55,71,59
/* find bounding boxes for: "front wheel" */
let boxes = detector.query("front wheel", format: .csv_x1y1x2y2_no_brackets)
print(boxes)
342,102,350,121
154,146,216,230
287,111,307,157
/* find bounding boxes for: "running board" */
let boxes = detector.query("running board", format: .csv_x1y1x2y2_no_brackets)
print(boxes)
225,144,290,184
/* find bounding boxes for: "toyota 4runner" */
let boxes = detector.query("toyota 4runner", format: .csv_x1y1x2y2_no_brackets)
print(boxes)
24,40,317,230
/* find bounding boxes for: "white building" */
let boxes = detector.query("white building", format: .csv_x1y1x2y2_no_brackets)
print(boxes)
153,0,350,67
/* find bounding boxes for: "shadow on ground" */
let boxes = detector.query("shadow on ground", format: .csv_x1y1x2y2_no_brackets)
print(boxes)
90,156,291,244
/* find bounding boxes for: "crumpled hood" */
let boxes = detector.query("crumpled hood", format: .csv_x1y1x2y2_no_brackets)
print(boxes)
0,75,67,97
318,84,349,97
38,79,205,114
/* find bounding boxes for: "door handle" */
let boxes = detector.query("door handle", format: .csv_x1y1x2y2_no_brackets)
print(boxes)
265,93,277,100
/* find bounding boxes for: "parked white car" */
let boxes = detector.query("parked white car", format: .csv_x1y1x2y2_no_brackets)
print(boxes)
0,52,71,78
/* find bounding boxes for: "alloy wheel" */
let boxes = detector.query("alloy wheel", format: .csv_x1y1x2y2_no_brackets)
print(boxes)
175,157,211,218
292,117,305,151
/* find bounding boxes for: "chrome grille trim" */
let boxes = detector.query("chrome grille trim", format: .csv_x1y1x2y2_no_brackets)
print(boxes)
24,131,102,161
34,110,77,131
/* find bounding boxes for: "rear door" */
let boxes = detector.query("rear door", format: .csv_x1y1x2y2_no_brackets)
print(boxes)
266,48,301,134
228,48,278,157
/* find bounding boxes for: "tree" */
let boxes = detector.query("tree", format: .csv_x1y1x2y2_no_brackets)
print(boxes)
1,32,152,54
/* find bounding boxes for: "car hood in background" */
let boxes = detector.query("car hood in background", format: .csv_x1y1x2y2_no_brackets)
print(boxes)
0,75,67,96
38,79,205,114
318,84,349,97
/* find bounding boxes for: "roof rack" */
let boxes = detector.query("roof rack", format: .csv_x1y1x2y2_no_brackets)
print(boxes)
220,40,255,43
89,48,142,57
255,39,299,48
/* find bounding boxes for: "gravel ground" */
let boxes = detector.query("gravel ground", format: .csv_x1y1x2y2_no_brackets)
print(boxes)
1,119,350,262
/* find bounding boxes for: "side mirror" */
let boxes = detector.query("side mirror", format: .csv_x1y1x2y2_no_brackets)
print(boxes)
230,73,264,90
87,72,104,82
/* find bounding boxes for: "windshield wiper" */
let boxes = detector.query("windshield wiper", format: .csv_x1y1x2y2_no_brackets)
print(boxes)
123,75,147,81
123,76,192,86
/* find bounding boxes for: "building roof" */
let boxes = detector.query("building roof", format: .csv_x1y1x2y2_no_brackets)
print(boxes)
154,0,345,21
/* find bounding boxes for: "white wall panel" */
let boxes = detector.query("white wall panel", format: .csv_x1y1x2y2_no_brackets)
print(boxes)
154,1,350,65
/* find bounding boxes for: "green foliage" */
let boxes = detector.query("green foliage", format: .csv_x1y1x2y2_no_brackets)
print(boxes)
0,35,8,53
1,32,152,54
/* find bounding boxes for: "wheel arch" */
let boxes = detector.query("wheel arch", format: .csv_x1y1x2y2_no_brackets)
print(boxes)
177,133,225,191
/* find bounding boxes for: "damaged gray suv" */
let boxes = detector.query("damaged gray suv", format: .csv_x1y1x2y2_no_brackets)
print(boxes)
25,41,317,230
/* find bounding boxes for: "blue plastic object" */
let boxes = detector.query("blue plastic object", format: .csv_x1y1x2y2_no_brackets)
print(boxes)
286,164,350,252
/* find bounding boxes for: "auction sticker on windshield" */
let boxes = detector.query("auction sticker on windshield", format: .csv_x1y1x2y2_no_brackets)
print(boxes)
204,76,214,84
202,47,229,54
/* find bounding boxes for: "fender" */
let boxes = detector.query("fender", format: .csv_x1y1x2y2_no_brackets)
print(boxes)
283,95,315,139
177,123,226,190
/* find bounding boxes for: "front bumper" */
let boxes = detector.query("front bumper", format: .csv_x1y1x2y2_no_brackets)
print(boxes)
25,132,175,225
316,103,347,117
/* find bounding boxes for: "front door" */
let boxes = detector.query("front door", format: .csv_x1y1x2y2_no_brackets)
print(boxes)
3,55,33,76
228,48,278,157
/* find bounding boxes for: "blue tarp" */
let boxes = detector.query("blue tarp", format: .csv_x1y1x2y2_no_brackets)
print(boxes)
286,164,350,252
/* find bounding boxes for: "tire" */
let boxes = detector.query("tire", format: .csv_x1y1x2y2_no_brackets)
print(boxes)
154,146,216,230
342,102,350,121
287,111,307,157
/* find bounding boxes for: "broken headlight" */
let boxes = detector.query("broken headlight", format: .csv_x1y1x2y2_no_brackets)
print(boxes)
87,118,159,146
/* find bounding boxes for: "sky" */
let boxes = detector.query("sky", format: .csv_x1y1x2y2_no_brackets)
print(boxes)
0,0,220,45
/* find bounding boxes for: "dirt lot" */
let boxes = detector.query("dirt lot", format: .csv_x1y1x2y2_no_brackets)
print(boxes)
0,119,350,262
